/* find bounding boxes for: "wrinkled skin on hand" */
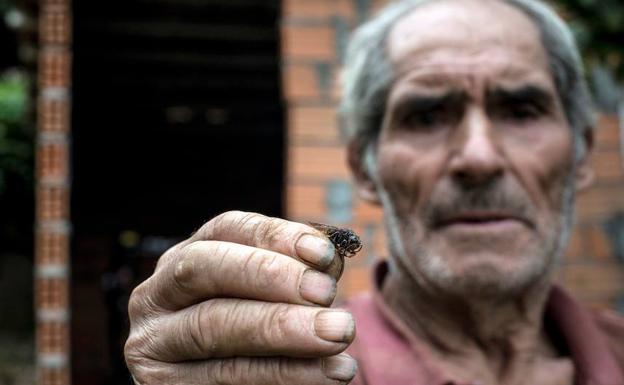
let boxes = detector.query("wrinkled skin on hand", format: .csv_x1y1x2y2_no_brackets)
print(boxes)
124,211,358,385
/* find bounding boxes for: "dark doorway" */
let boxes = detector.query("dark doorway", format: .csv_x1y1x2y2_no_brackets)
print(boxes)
71,1,284,383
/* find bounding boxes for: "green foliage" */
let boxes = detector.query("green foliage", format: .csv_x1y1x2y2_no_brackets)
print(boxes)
0,71,31,195
0,0,12,13
554,0,624,81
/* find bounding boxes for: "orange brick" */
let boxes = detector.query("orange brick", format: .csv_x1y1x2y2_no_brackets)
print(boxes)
352,221,388,260
286,182,326,219
40,367,69,385
283,0,357,24
372,0,393,14
562,262,624,298
39,99,69,133
38,321,69,354
590,149,623,182
38,142,68,179
333,0,357,20
575,184,624,220
586,225,613,260
594,115,620,149
283,0,335,19
40,6,71,45
353,198,384,223
289,106,339,143
37,186,69,221
36,278,69,310
339,264,373,299
282,24,335,61
39,50,71,88
372,226,388,258
331,66,345,101
353,220,387,259
289,145,350,180
282,63,319,101
563,225,585,260
36,231,69,265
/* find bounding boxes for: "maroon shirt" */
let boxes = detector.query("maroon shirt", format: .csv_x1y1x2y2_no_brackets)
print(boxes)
345,262,624,385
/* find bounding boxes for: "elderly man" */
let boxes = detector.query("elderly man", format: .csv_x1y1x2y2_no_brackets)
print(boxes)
124,0,624,384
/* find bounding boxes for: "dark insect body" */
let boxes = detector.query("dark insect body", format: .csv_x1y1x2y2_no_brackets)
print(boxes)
309,222,363,259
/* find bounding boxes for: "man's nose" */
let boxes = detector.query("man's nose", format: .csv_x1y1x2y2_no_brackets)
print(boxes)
449,108,504,185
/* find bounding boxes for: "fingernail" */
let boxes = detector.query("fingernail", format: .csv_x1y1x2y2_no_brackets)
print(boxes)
314,310,355,343
296,234,335,268
323,354,357,382
300,270,336,306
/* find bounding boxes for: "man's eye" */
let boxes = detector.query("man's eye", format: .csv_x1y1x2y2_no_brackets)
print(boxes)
403,109,446,129
502,104,542,121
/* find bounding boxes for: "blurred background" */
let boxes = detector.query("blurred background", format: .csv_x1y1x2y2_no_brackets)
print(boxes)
0,0,623,384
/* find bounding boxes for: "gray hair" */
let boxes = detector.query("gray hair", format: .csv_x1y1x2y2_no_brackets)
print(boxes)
340,0,594,163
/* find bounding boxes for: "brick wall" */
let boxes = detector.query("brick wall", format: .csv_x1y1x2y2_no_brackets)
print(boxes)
563,116,624,307
282,0,389,301
281,0,624,308
35,0,72,384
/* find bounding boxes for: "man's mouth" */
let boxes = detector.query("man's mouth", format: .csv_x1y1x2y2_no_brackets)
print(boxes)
434,211,531,230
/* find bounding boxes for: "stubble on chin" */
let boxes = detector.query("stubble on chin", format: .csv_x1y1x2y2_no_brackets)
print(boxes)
384,197,573,301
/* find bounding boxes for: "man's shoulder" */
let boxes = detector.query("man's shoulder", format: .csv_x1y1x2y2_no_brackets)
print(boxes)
591,308,624,364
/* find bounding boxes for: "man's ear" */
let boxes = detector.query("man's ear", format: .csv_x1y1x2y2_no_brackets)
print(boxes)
575,127,595,192
348,140,382,205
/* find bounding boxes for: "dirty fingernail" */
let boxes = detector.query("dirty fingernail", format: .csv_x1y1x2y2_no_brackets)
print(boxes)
296,234,335,268
323,354,358,382
314,310,355,343
300,270,337,306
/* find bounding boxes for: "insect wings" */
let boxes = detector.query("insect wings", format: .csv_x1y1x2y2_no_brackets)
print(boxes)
309,222,363,259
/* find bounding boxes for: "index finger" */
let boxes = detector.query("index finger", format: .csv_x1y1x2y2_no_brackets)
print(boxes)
190,211,338,270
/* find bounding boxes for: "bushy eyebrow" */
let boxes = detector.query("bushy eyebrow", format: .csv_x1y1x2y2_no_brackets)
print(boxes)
487,85,554,108
392,90,466,114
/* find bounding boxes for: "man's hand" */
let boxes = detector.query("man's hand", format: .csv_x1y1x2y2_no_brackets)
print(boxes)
124,211,357,384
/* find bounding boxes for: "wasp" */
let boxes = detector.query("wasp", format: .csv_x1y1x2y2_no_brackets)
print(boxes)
309,222,363,259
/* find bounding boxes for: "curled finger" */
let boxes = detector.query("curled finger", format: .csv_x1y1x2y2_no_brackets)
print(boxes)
129,299,355,362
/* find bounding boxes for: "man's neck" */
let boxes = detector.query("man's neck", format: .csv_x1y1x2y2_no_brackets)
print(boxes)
381,263,573,385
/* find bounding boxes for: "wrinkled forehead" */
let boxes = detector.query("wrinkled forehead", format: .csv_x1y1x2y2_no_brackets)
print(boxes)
387,0,552,84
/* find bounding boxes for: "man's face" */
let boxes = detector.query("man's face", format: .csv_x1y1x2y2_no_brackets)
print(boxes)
368,0,582,295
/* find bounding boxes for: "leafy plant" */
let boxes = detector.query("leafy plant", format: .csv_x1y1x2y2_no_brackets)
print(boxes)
554,0,624,80
0,70,30,195
549,0,624,112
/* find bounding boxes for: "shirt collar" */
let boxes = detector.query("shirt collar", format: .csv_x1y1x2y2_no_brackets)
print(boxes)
545,286,624,385
369,260,624,385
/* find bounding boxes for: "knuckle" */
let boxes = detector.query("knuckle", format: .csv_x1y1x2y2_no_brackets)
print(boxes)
199,211,265,241
266,304,301,344
254,217,287,247
273,357,296,385
210,358,304,385
212,210,241,228
218,210,258,232
260,358,297,385
189,299,239,357
124,328,154,366
186,301,214,356
124,335,144,366
126,355,169,385
128,281,151,320
154,243,181,271
173,241,223,296
252,252,291,292
195,211,238,240
172,247,198,292
214,358,241,385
